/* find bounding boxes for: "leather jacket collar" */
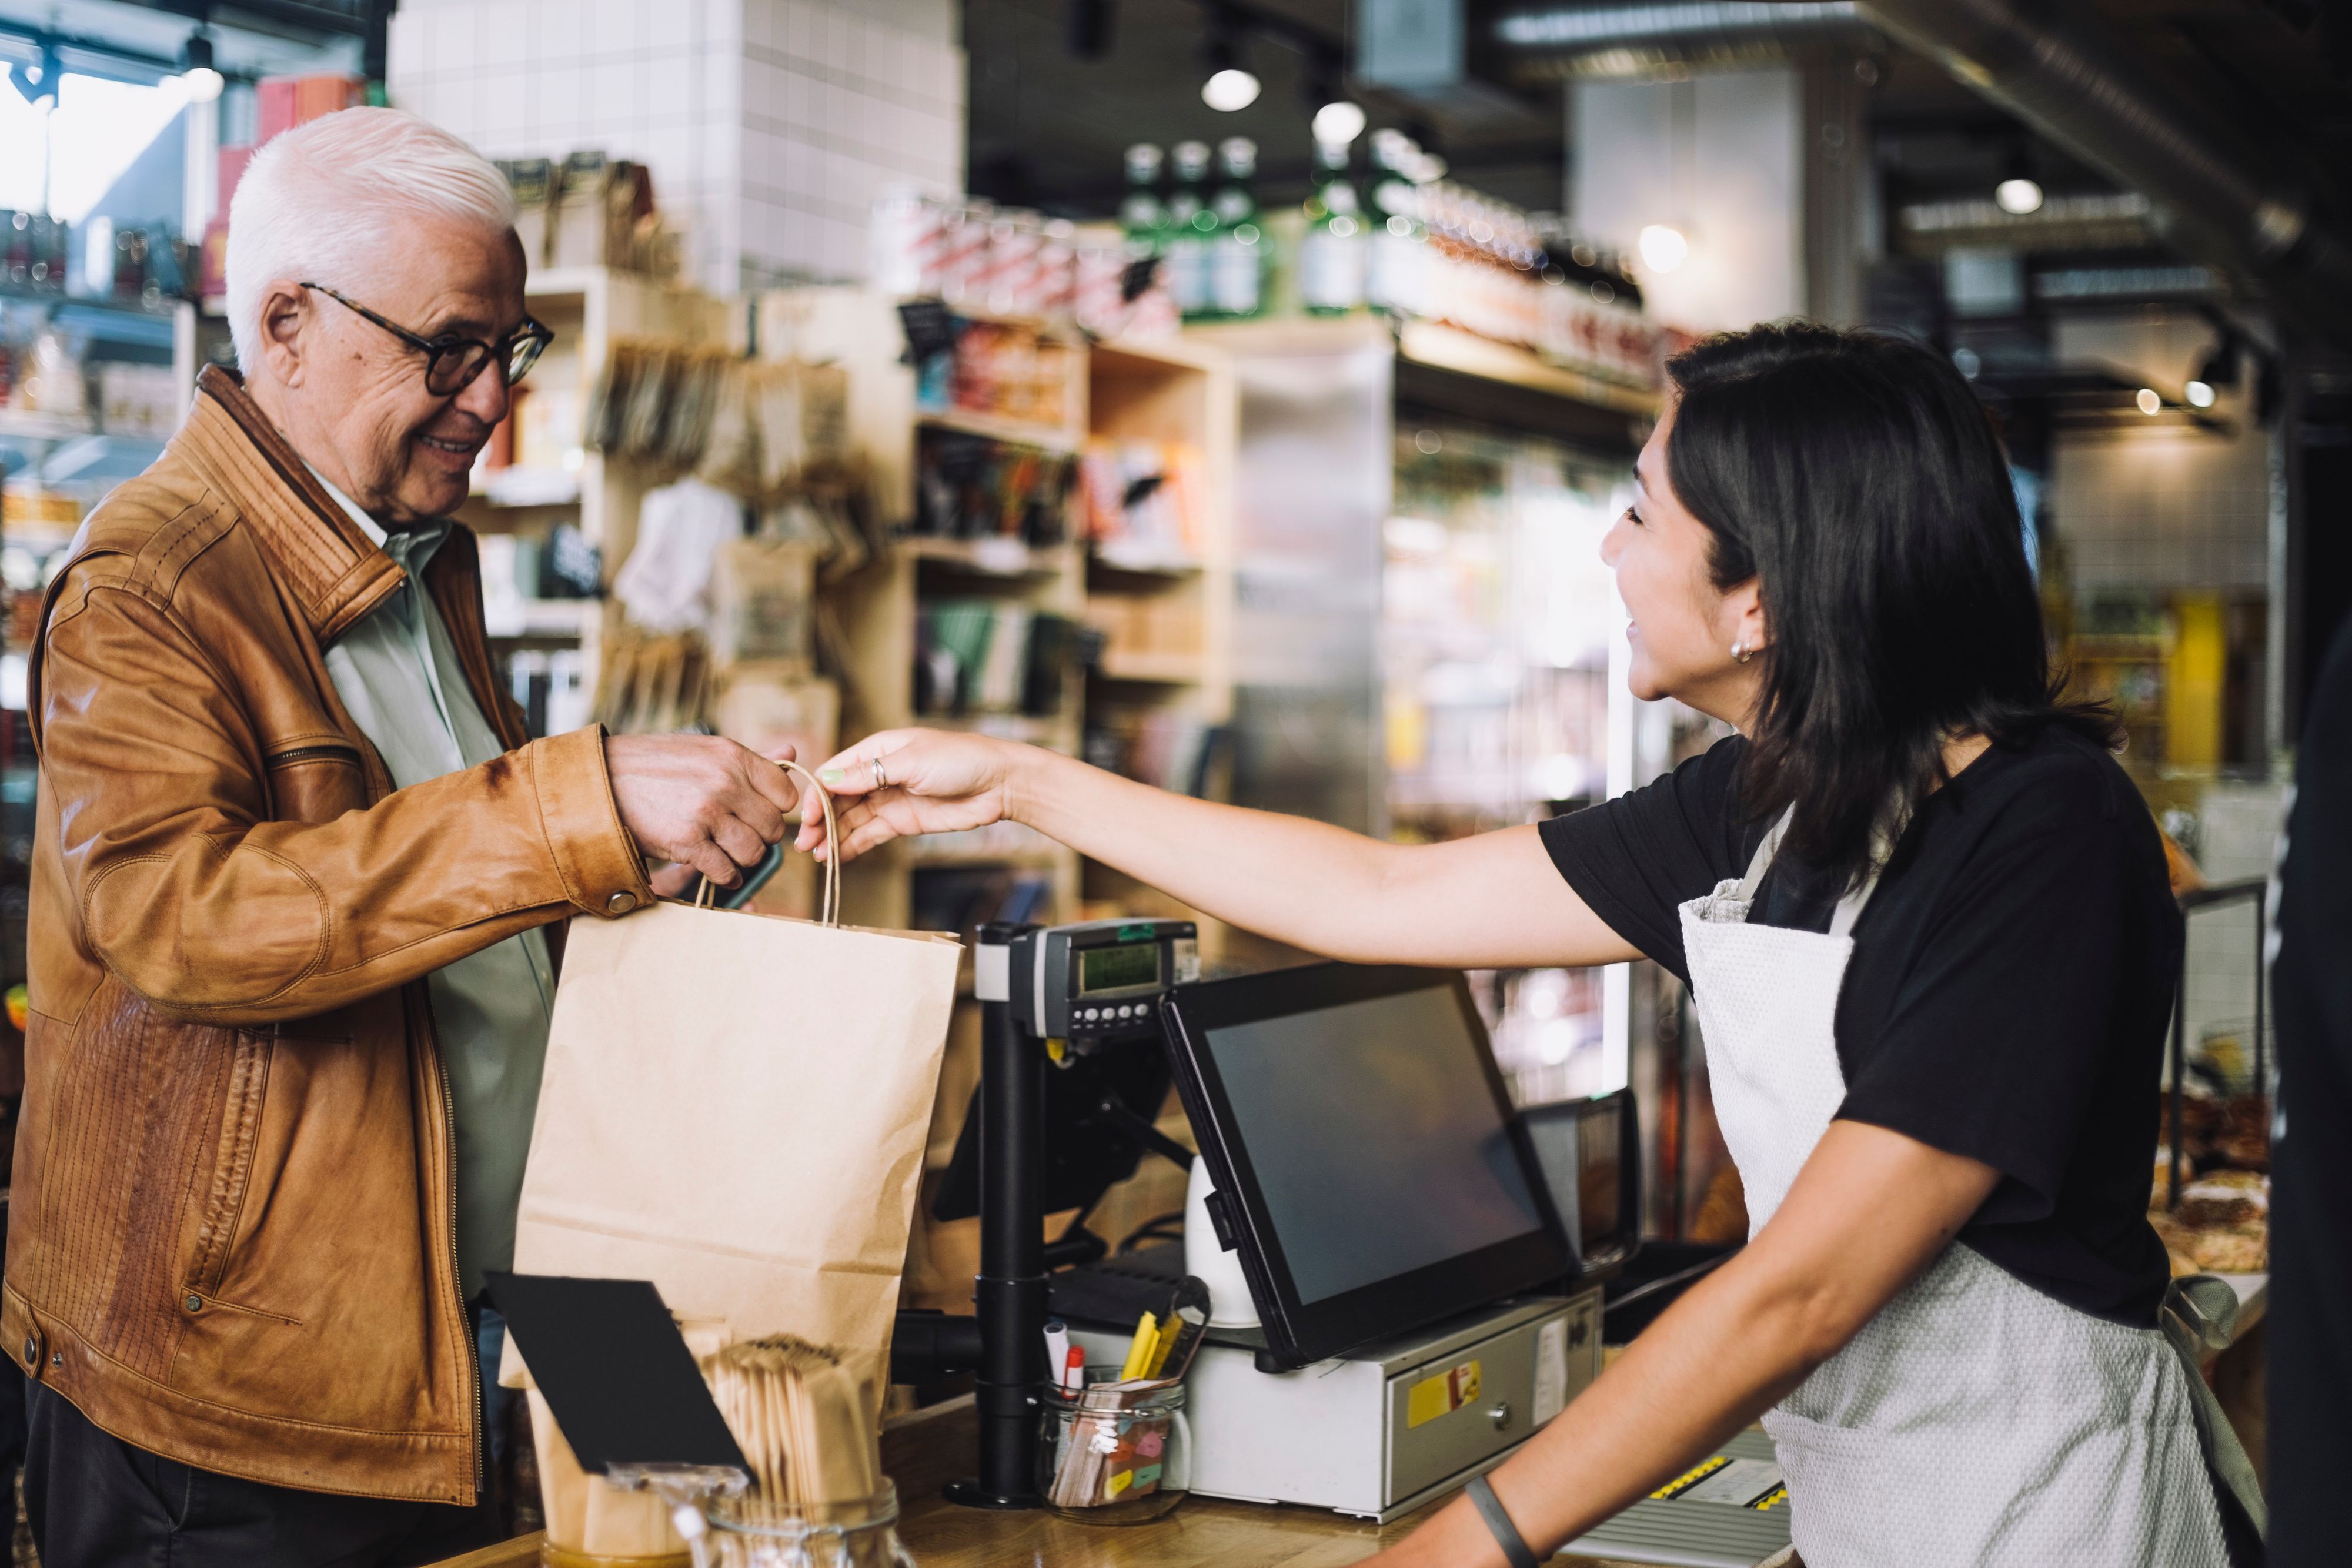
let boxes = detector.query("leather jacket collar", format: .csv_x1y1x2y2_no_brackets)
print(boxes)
178,364,409,647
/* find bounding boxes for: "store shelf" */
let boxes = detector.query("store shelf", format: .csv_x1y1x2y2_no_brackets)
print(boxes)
1089,543,1204,576
1094,651,1203,684
0,410,97,442
1398,320,1661,418
897,534,1070,577
921,713,1074,745
484,598,601,638
914,407,1081,453
473,467,582,507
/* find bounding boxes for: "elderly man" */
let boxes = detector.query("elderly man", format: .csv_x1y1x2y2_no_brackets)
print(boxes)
12,109,790,1564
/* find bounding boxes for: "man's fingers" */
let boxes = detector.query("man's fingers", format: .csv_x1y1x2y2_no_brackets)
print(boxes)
686,839,741,888
743,750,803,817
711,814,769,869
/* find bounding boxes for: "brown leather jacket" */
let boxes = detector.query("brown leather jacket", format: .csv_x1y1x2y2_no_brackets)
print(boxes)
5,366,653,1503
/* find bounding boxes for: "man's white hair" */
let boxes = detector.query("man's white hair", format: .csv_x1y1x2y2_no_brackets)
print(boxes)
226,107,517,376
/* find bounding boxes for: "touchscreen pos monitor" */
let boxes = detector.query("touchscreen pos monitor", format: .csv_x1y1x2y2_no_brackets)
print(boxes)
1158,963,1570,1370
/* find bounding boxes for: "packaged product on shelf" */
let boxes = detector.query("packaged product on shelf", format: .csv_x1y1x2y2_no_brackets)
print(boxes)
1299,141,1368,315
1121,143,1167,260
1164,141,1214,319
15,330,85,419
914,603,1080,718
1079,439,1202,565
99,363,183,438
910,427,1074,544
870,185,947,297
1207,138,1264,320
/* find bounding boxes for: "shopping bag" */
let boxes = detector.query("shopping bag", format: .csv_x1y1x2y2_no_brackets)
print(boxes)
511,761,960,1393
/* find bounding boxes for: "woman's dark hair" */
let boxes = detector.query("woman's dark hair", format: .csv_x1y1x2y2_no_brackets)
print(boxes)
1665,322,2116,890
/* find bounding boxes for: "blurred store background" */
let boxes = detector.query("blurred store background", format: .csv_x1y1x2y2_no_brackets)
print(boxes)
0,0,2341,1306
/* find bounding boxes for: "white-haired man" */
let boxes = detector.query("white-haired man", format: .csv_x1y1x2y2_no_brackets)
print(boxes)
11,109,791,1564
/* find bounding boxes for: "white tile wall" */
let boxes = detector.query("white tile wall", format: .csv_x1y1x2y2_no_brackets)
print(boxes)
387,0,963,295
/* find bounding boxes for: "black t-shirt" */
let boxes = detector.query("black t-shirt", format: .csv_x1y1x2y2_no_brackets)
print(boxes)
1539,725,2179,1326
2270,618,2352,1566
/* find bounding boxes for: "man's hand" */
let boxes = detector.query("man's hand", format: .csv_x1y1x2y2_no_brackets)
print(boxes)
604,735,800,890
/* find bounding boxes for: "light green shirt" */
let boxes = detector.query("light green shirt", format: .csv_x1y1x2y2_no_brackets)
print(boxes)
312,470,556,1300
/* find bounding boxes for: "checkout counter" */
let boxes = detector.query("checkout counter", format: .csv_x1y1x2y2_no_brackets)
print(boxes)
427,919,2271,1568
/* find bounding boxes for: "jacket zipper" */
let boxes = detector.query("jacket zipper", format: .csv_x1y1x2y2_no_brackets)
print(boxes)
265,743,362,766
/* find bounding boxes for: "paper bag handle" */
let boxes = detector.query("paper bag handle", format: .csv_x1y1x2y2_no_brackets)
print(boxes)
694,757,840,927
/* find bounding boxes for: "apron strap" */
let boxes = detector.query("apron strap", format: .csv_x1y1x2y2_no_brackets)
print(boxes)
2160,1276,2267,1540
1736,805,1886,938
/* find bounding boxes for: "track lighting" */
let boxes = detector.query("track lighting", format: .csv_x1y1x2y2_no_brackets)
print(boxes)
181,33,223,102
1201,9,1259,112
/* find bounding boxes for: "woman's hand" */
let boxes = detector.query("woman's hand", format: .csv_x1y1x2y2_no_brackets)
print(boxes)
795,729,1028,863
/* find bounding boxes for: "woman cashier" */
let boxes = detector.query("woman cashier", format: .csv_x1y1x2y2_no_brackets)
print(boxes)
800,325,2262,1566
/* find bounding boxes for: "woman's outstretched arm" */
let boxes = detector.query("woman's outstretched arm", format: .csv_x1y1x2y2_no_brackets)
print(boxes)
1368,1121,2000,1566
800,728,1638,971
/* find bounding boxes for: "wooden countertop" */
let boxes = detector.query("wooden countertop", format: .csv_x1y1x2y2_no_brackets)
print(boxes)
429,1395,1655,1567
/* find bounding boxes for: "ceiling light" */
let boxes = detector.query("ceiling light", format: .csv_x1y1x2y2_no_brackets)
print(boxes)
1313,99,1366,146
1995,178,2044,215
2193,335,2240,393
1638,223,1689,273
2135,387,2162,416
1203,66,1259,111
181,34,223,103
2184,380,2216,409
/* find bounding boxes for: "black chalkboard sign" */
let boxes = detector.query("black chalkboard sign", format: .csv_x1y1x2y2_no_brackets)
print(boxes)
484,1272,747,1476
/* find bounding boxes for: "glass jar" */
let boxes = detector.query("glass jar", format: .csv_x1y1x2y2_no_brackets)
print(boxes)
690,1483,916,1568
1035,1378,1190,1524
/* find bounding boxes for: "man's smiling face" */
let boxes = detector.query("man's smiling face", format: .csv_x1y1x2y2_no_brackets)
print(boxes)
285,216,527,526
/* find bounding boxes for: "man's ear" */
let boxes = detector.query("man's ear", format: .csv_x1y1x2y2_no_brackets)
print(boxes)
256,280,310,389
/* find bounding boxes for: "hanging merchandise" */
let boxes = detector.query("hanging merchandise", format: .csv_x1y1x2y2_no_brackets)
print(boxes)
1299,139,1368,316
612,476,744,635
1208,138,1264,320
1165,141,1215,320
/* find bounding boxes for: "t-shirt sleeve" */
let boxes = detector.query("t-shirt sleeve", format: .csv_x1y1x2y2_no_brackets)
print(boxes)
1537,736,1747,982
1836,803,2151,1218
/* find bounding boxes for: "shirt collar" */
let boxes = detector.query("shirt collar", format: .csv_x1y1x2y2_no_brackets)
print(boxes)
304,464,452,573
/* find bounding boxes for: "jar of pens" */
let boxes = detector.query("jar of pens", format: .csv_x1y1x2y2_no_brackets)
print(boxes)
1036,1287,1207,1524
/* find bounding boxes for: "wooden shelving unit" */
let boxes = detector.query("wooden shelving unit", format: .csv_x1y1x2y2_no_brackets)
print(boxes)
455,265,732,707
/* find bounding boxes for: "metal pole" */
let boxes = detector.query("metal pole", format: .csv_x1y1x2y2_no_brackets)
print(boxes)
2169,964,2187,1212
951,930,1045,1509
2253,890,2267,1099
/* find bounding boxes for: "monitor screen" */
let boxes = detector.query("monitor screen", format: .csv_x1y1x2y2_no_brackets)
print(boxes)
1203,984,1548,1305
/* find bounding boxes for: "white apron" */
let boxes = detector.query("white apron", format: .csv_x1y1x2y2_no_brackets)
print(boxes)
1678,814,2259,1567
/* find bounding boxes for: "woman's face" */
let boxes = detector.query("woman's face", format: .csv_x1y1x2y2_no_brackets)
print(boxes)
1601,400,1768,728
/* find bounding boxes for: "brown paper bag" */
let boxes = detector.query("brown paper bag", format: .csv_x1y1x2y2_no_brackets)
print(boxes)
512,765,960,1405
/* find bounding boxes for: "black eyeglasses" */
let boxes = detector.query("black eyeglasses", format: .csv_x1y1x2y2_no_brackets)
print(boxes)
302,282,554,397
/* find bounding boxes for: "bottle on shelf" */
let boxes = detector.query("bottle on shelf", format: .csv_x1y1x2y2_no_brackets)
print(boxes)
1299,139,1368,316
1365,131,1427,319
1165,141,1215,320
1121,143,1167,263
1208,136,1264,321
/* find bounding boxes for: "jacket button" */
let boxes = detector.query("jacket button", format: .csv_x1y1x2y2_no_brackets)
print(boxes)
19,1338,32,1366
183,1295,203,1313
48,1353,59,1368
606,891,638,915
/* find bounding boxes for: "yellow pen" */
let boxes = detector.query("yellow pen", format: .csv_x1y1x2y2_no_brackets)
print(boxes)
1118,1310,1160,1381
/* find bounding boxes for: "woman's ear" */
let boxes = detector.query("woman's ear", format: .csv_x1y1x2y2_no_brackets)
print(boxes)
256,280,310,389
1726,577,1770,660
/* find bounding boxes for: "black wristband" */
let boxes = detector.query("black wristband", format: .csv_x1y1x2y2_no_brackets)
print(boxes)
1466,1473,1539,1568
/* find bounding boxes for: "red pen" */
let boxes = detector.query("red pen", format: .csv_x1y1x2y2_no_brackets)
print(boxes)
1062,1345,1086,1393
